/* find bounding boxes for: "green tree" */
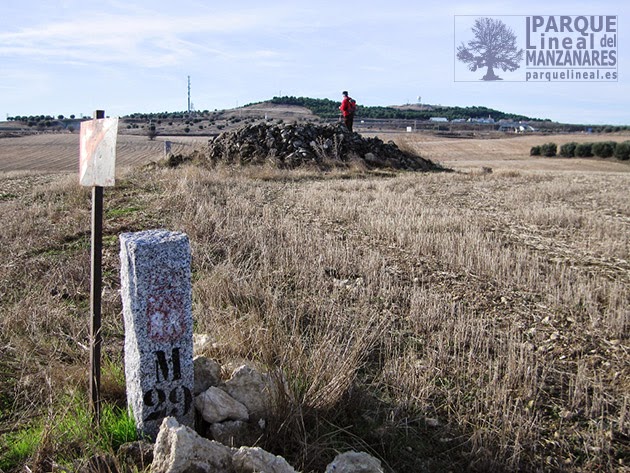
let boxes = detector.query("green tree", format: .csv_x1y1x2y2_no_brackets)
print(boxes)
559,142,577,157
147,124,158,141
613,141,630,160
540,142,557,157
591,141,616,158
575,143,593,157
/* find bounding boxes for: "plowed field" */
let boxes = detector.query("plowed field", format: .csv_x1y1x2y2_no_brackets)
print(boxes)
0,134,207,172
1,131,629,173
390,132,630,172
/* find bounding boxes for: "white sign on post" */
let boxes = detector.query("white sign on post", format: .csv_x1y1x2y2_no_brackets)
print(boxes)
80,118,119,187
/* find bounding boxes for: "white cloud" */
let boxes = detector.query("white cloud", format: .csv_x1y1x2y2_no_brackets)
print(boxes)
0,6,292,68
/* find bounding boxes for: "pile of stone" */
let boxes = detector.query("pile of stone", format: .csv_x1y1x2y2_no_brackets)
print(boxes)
193,359,279,448
206,122,438,171
150,417,384,473
102,357,384,473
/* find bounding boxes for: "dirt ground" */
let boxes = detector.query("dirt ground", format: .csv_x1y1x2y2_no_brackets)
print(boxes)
0,130,628,174
390,131,630,173
0,134,207,172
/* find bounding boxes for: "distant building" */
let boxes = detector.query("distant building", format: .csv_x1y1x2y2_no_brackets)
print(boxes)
429,117,449,122
498,122,535,133
468,117,495,124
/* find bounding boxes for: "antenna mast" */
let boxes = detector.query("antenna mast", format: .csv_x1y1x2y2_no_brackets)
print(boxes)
187,76,191,113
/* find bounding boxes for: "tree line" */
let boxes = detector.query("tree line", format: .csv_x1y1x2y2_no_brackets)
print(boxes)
531,141,630,160
268,96,537,121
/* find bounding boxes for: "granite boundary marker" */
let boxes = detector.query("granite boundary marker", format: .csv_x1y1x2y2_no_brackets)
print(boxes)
120,230,194,439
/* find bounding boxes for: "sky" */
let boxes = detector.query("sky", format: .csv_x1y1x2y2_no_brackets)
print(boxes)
0,0,628,125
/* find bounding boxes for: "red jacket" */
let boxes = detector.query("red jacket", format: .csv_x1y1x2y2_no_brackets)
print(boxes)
339,97,355,117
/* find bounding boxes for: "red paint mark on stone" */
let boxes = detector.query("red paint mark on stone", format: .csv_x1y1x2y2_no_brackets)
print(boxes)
146,275,187,342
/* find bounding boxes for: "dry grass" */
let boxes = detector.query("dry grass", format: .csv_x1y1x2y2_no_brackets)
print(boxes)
392,132,630,173
0,161,628,472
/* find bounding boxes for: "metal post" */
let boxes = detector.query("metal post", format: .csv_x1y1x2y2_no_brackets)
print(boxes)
90,109,105,423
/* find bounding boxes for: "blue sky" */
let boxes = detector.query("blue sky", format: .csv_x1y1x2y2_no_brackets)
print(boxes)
1,0,627,124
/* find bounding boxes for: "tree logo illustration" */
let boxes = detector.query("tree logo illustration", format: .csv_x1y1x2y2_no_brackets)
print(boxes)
457,17,524,81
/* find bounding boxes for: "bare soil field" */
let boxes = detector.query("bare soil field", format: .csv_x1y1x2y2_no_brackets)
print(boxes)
393,132,630,172
2,130,628,174
0,134,207,172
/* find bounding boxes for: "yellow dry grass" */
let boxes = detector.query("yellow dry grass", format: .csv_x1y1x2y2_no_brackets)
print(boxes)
393,132,630,172
0,136,628,471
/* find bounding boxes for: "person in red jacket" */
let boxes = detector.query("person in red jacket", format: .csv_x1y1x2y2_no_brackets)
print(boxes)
339,91,357,132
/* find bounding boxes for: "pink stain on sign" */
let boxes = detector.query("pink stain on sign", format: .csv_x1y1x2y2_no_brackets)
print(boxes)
146,274,187,343
79,118,119,187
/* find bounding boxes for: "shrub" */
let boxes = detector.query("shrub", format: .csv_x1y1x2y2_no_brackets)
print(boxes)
614,141,630,160
540,142,557,157
591,141,617,158
147,125,158,141
575,143,593,157
559,142,578,157
530,145,541,156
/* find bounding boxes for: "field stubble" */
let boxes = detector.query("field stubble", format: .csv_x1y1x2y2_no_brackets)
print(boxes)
0,158,628,471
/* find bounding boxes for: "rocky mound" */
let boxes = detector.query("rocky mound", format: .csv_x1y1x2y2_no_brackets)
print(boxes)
206,122,439,171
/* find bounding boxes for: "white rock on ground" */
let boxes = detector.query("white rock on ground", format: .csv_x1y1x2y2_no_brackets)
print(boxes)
194,356,223,395
151,417,235,473
196,386,250,423
222,365,280,419
232,447,298,473
193,333,215,354
324,451,384,473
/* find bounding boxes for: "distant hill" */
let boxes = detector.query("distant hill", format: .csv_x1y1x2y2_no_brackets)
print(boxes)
5,98,628,137
266,96,540,122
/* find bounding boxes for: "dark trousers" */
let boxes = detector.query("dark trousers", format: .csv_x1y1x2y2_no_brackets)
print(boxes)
344,113,354,133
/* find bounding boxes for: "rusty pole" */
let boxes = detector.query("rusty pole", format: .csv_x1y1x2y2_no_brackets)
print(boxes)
90,109,105,424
